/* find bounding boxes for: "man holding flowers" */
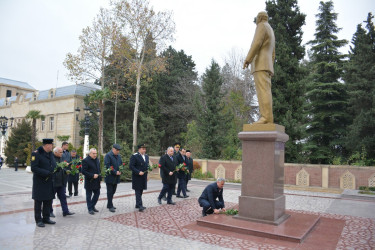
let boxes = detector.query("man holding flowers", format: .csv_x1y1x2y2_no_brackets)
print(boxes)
104,144,123,212
157,147,177,205
129,143,149,212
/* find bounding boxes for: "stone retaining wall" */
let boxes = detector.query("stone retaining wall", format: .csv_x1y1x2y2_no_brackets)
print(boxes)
149,156,375,190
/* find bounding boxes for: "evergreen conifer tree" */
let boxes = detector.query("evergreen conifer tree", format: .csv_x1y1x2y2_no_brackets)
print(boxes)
344,13,375,163
265,0,307,162
196,60,227,159
5,119,32,165
305,0,350,164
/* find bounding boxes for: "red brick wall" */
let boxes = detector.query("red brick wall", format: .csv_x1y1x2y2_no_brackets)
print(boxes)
150,156,375,189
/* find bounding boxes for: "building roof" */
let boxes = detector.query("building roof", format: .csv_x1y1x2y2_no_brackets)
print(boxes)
0,77,35,90
0,83,101,106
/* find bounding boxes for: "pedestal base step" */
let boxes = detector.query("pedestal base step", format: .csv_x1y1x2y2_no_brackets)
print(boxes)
196,211,320,243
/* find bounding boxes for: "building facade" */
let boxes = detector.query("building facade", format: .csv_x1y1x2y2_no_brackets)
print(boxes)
0,77,100,150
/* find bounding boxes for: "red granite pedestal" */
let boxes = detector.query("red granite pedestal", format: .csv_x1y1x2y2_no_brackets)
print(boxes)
237,124,290,225
196,211,320,243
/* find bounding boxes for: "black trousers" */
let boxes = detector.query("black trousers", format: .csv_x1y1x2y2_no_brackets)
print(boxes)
135,189,144,207
34,199,52,223
106,183,117,208
68,181,79,195
158,183,174,203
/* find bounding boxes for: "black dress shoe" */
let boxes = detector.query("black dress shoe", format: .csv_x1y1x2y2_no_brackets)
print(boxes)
88,210,95,215
186,189,190,192
139,207,145,212
74,193,78,196
167,202,176,205
43,219,56,224
157,198,162,205
63,211,75,217
36,222,45,227
50,212,55,218
202,211,207,217
162,197,167,201
93,208,99,212
67,195,72,198
113,206,116,209
183,195,189,198
176,195,182,198
109,207,116,212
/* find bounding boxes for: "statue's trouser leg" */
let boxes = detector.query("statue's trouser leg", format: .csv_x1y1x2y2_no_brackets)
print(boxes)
253,71,273,123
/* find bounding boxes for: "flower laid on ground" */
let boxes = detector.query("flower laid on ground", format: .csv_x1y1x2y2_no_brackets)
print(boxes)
45,161,69,181
70,158,82,176
219,209,238,215
175,162,189,174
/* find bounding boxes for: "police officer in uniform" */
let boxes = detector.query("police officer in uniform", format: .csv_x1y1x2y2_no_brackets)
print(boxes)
129,144,149,212
104,144,123,212
31,138,56,227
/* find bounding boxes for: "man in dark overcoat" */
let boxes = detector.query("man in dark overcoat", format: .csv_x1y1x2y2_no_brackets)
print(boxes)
176,148,188,198
157,147,177,205
31,138,56,227
50,146,74,217
198,178,226,217
104,144,122,212
61,142,72,197
67,150,80,197
185,150,194,192
82,148,101,215
129,144,149,212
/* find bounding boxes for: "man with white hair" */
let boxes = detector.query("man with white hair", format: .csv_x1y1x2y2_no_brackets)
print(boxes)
198,178,226,217
157,147,177,205
82,148,102,215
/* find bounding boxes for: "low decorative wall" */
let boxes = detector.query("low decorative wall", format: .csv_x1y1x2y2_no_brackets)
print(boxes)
150,156,375,190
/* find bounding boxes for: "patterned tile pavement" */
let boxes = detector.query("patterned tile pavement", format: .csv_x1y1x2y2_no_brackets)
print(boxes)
0,168,374,249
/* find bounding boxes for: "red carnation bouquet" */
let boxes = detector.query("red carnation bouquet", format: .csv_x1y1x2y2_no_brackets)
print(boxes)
175,162,189,174
69,158,82,176
105,166,115,177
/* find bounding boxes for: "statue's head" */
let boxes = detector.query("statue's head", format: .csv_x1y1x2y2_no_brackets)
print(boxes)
256,11,268,24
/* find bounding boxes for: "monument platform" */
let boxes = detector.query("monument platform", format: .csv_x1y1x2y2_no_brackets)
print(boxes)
196,211,320,243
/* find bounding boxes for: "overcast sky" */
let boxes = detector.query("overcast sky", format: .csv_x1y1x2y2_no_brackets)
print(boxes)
0,0,374,91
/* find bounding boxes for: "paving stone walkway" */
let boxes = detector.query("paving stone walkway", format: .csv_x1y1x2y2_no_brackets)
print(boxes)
0,168,374,249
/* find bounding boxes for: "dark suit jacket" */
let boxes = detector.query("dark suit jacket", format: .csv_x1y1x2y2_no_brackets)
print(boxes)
82,155,101,190
176,153,187,179
186,157,193,180
31,146,56,201
129,152,148,190
159,154,177,185
104,150,123,185
199,182,225,209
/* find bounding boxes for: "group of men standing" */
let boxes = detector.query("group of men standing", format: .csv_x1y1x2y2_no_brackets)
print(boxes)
32,138,225,228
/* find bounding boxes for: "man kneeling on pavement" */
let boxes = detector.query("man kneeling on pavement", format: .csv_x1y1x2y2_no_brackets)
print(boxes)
198,178,226,217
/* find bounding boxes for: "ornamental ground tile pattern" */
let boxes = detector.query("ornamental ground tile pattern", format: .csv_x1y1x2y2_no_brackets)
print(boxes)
104,196,375,249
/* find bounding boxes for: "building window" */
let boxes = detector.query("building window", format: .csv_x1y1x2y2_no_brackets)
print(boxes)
33,94,37,101
49,117,54,131
41,120,45,131
6,90,11,97
50,90,54,98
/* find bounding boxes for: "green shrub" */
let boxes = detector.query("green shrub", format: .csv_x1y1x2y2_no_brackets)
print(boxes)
192,169,214,179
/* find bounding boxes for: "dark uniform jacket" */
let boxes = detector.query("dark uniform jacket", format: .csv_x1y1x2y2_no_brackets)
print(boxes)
82,155,101,190
198,182,225,209
129,152,148,190
68,155,81,182
104,150,122,185
176,153,187,179
53,155,69,188
159,154,177,185
186,157,193,180
31,146,56,201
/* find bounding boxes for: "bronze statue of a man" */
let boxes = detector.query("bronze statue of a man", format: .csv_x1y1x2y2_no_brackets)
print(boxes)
243,11,275,124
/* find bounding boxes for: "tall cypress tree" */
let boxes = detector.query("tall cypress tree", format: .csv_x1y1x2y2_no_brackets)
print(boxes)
305,0,349,164
265,0,307,163
344,13,375,162
197,60,227,159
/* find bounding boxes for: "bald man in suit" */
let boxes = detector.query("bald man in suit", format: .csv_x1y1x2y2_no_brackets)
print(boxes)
243,11,275,124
